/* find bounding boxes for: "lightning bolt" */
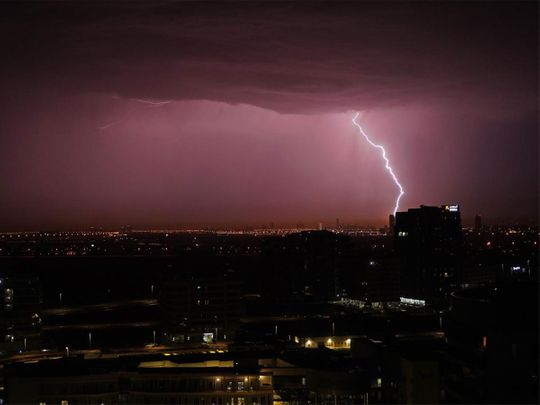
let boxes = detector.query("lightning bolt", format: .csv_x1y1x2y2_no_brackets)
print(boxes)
352,112,404,216
97,120,124,130
134,98,172,107
97,97,172,131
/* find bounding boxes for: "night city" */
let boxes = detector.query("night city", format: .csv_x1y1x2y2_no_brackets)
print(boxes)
0,2,538,405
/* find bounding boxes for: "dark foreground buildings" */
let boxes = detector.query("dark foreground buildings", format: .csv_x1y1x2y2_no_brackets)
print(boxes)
0,210,538,404
443,281,538,403
4,354,274,404
160,272,244,343
0,273,42,353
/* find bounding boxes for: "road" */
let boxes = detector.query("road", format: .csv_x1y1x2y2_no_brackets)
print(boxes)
2,342,229,364
42,299,158,316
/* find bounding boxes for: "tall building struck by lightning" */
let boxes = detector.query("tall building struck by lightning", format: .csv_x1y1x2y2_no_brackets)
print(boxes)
394,204,463,305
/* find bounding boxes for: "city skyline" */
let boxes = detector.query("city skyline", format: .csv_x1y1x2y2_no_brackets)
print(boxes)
1,3,538,403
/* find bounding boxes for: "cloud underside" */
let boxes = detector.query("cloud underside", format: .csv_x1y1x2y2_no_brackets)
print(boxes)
2,2,537,114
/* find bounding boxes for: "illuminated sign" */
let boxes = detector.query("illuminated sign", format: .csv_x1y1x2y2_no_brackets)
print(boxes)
444,204,459,212
202,333,214,343
399,297,426,307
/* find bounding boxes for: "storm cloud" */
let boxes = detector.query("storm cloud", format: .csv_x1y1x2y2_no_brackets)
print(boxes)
2,2,537,115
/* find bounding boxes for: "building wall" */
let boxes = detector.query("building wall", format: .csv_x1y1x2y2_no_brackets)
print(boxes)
160,277,244,342
399,357,439,404
395,205,463,304
6,371,273,405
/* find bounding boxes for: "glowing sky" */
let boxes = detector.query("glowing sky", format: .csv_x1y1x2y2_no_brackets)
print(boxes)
0,2,537,229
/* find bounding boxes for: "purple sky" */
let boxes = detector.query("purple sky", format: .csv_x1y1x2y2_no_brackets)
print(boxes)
0,2,538,229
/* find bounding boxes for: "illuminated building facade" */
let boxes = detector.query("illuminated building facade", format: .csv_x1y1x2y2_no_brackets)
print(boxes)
5,358,273,404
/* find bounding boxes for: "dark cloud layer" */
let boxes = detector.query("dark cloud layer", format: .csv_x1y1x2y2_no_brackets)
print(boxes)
2,1,537,114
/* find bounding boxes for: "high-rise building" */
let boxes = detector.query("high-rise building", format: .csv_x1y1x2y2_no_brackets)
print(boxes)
388,214,395,234
394,205,463,305
474,214,482,231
